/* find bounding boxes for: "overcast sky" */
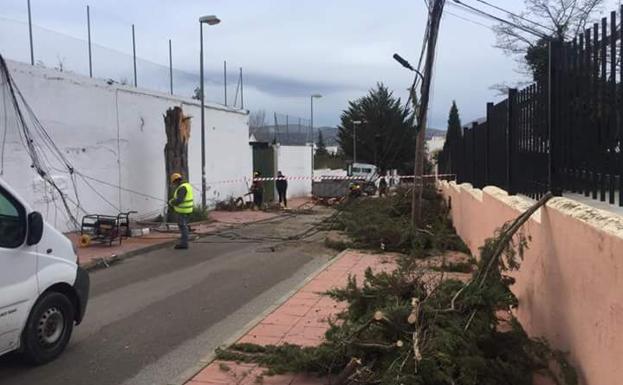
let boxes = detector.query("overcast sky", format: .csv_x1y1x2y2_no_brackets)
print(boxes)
2,0,621,129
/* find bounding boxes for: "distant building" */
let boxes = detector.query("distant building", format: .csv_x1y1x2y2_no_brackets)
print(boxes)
426,135,446,157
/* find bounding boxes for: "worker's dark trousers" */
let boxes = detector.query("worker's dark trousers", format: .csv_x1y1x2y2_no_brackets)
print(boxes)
277,189,287,207
253,192,263,208
178,214,189,247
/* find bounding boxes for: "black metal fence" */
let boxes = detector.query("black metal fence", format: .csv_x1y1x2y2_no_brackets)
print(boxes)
439,5,623,206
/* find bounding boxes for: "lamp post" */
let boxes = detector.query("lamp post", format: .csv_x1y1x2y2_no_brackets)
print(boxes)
199,14,220,209
352,120,362,164
310,94,322,174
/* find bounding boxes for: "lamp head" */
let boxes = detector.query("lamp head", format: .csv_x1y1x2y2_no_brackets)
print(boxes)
200,15,221,25
393,53,414,71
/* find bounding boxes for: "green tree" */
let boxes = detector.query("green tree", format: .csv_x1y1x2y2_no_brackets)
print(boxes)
337,83,414,172
447,101,461,141
192,86,202,100
440,101,462,174
316,131,329,157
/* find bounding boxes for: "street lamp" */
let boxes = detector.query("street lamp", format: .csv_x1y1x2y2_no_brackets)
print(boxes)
392,53,423,79
310,94,322,174
199,14,220,209
352,120,362,164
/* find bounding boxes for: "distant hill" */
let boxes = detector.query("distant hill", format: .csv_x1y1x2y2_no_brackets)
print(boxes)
251,125,444,147
426,128,446,140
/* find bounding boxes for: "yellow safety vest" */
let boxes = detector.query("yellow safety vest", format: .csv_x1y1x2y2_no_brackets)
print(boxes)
173,182,194,214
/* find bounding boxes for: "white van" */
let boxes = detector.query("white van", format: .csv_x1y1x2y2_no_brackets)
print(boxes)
0,177,89,364
349,162,378,182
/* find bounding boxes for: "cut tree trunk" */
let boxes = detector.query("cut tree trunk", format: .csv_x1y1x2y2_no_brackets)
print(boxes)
164,106,191,221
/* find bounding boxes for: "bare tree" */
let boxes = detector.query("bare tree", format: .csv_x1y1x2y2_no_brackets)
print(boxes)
494,0,604,79
248,109,266,133
192,86,202,101
55,55,66,72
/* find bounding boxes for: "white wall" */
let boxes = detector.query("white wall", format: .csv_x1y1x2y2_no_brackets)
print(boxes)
1,60,251,231
275,145,312,199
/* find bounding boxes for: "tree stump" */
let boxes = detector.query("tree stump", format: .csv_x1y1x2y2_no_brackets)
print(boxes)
164,106,191,221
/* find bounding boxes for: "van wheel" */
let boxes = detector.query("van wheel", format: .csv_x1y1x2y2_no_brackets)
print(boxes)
22,292,74,365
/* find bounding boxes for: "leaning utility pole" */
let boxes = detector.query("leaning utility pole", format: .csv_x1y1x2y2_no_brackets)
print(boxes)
412,0,446,226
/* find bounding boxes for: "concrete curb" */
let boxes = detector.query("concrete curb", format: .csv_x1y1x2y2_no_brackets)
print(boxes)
81,238,178,271
167,249,351,385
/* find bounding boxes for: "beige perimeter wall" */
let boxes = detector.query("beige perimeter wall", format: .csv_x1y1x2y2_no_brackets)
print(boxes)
439,181,623,385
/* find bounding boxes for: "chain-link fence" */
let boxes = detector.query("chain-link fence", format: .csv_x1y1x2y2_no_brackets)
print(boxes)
271,112,312,145
0,3,244,107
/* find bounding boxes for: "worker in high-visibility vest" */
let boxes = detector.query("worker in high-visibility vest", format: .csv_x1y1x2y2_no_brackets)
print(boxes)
168,173,193,249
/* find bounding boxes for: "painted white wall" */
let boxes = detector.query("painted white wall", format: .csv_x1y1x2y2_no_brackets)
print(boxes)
275,145,312,199
1,59,251,232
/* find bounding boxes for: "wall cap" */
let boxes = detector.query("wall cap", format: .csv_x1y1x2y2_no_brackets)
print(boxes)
6,58,248,116
446,182,623,240
547,197,623,239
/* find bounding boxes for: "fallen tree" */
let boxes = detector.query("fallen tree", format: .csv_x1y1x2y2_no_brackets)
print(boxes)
334,186,469,255
218,191,577,385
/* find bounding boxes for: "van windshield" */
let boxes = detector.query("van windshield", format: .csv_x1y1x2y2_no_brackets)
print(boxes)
0,187,26,248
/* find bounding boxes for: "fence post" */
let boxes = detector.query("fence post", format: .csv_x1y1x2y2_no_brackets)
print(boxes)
461,127,468,184
471,123,477,186
507,88,517,195
223,60,227,106
239,67,244,109
485,102,493,186
87,5,92,78
169,39,173,94
548,40,563,196
132,24,137,87
27,0,34,65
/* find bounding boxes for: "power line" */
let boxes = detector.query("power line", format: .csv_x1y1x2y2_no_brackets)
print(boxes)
471,0,556,34
449,0,548,39
445,9,495,31
75,171,167,203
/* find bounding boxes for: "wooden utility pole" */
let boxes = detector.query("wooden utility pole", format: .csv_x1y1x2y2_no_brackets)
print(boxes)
412,0,446,226
164,106,191,220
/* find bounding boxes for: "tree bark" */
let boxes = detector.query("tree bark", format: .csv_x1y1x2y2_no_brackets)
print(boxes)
164,106,191,221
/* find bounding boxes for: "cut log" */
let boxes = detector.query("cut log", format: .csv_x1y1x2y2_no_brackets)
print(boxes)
164,106,191,221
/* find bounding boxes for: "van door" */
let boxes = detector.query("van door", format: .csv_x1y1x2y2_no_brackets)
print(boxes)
0,186,38,354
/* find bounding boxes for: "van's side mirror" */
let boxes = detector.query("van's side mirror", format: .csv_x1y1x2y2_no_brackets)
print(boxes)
27,211,44,246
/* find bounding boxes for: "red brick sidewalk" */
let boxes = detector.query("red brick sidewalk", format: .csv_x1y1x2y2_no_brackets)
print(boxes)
182,249,554,385
185,251,395,385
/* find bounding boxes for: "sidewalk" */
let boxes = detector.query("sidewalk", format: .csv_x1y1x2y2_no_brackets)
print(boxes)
181,249,551,385
184,250,397,385
73,209,280,270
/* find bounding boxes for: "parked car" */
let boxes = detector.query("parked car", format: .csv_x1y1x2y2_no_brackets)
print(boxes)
0,176,89,364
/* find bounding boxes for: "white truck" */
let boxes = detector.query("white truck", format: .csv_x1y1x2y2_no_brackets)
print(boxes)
0,177,89,364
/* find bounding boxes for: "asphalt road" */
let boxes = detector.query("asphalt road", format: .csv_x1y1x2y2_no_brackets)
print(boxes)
0,209,335,385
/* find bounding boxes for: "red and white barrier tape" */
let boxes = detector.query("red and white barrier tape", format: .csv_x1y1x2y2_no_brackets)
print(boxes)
202,174,456,186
